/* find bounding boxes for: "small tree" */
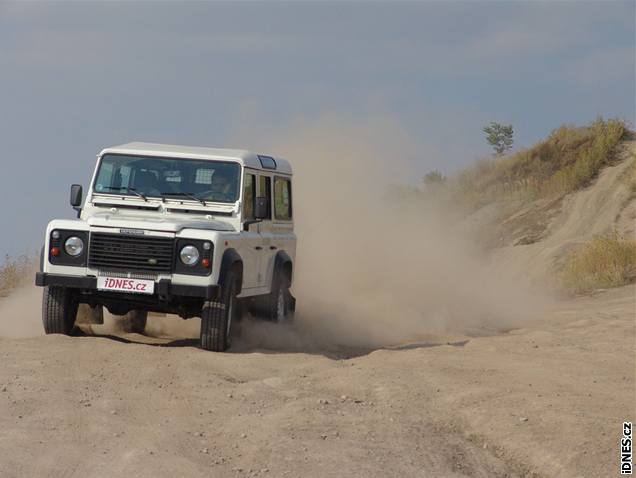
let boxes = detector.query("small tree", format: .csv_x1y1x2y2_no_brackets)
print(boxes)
423,169,446,187
483,122,514,155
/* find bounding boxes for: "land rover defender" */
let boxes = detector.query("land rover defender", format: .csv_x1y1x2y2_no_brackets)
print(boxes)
35,142,296,351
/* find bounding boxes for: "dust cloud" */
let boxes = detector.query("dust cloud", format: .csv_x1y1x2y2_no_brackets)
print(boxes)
245,114,553,349
0,114,552,348
0,284,44,338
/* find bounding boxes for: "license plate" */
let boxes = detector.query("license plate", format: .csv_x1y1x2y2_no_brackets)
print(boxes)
97,277,155,295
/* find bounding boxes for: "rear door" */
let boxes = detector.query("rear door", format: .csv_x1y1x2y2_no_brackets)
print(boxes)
270,174,294,273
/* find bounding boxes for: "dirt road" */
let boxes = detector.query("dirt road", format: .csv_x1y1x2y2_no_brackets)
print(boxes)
0,285,632,478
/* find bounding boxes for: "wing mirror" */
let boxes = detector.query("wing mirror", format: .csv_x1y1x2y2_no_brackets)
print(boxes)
255,196,269,219
70,184,83,217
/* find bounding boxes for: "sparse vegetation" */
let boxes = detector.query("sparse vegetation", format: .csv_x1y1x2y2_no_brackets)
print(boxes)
423,169,446,187
455,118,627,207
560,232,636,294
0,254,35,297
483,122,514,156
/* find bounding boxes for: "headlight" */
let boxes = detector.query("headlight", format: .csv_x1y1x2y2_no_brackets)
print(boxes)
64,236,84,256
180,245,200,266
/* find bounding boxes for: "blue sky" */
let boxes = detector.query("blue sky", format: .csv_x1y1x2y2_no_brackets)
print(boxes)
0,1,634,257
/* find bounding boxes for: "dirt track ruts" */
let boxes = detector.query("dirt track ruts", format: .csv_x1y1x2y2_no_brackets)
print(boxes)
0,285,633,478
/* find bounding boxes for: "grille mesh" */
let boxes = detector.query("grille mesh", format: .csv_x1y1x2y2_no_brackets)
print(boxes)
89,233,174,273
97,270,158,280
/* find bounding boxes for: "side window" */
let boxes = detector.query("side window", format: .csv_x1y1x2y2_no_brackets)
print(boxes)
258,175,272,219
243,173,256,220
274,177,292,220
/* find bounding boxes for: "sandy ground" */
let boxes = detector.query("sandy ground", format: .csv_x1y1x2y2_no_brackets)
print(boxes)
0,285,633,478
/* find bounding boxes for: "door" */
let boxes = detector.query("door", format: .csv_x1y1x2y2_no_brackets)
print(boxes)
271,174,294,276
256,174,275,289
238,172,261,290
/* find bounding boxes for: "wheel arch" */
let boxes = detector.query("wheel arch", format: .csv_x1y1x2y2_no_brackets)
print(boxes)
274,250,293,285
219,248,244,293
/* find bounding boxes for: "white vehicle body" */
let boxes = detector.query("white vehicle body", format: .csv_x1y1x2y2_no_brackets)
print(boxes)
36,142,296,351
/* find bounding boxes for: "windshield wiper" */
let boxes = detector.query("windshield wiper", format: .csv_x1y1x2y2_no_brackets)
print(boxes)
160,192,206,206
100,186,148,202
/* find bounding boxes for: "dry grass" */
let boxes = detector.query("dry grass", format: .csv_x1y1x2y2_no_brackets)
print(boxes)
560,232,636,294
452,118,627,208
0,254,36,298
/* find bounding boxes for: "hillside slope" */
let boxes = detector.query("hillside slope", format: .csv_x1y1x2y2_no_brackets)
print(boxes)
490,139,635,282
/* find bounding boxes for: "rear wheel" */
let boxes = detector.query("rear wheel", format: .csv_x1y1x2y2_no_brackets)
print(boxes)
268,272,293,323
42,286,78,335
121,310,148,334
200,270,239,352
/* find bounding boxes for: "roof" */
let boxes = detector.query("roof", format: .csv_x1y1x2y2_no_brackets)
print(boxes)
99,142,292,175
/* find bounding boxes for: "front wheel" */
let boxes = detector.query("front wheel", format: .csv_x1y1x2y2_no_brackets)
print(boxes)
200,270,238,352
42,286,78,335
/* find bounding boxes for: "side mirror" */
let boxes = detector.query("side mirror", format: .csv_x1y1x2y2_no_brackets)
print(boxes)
255,196,269,219
70,184,83,217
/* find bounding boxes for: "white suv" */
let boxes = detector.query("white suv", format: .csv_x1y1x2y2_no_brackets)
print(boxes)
35,142,296,351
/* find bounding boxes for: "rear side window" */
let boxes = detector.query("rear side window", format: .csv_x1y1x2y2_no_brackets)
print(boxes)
274,177,292,220
243,173,256,219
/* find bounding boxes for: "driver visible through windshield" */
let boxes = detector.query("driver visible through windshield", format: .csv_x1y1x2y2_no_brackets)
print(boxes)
93,154,240,203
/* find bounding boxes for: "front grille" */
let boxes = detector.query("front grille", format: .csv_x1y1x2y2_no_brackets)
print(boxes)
97,270,159,280
89,233,175,273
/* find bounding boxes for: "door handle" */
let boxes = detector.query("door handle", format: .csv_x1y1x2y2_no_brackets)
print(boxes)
255,246,263,250
269,246,277,250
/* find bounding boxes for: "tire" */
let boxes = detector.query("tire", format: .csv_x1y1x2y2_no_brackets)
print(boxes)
121,310,148,334
268,272,293,324
200,270,238,352
42,286,78,335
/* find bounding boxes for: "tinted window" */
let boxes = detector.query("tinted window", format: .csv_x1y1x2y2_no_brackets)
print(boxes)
258,155,277,170
243,173,256,220
258,175,272,219
274,177,292,220
94,154,240,203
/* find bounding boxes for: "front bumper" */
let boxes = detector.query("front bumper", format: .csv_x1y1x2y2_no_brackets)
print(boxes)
35,272,218,300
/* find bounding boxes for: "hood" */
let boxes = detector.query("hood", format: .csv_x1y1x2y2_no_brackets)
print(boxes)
86,211,235,233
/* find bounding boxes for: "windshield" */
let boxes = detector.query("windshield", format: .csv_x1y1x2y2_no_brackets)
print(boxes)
93,154,241,203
